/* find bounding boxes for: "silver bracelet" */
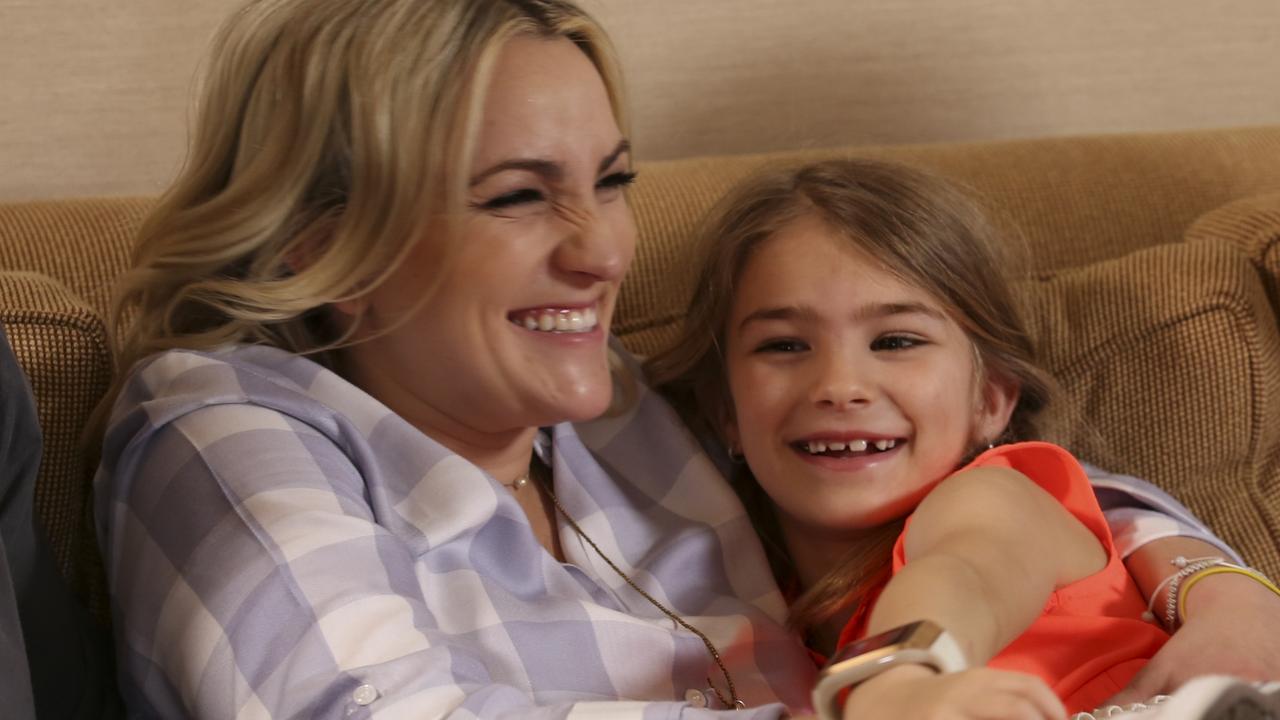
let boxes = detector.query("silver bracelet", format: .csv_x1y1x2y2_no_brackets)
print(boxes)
1161,556,1227,629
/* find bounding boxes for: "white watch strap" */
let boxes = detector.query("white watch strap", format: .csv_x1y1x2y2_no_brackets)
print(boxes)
811,627,967,720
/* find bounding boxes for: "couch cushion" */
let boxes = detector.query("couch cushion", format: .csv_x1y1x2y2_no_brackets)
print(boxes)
1023,242,1280,575
0,197,149,320
0,271,112,614
1184,192,1280,312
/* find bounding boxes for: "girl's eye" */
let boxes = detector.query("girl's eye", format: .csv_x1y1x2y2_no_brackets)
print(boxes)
871,334,923,351
597,170,638,191
755,338,809,354
476,188,545,211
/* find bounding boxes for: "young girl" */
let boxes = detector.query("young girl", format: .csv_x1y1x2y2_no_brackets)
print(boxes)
647,159,1174,719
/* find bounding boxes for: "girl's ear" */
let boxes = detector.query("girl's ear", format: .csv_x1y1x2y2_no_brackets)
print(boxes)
721,405,742,459
722,419,740,455
975,371,1020,445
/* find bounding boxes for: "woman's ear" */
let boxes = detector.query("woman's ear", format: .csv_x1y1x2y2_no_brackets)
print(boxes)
283,227,367,319
975,372,1020,445
328,294,366,320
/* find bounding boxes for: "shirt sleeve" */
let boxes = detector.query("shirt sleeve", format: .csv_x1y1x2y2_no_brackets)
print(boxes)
1081,462,1243,563
98,402,786,720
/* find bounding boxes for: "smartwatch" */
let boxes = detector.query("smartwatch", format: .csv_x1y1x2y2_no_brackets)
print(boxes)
811,619,967,720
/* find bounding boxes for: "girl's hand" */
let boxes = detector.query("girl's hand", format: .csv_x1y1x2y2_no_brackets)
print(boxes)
842,664,1066,720
1108,571,1280,705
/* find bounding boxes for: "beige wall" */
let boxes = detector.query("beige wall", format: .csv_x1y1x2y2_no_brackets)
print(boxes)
2,0,1279,200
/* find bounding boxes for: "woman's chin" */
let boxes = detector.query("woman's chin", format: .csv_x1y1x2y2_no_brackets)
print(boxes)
531,377,616,425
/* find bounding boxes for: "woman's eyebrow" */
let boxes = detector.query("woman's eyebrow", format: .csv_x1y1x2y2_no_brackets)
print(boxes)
597,139,631,172
469,138,631,187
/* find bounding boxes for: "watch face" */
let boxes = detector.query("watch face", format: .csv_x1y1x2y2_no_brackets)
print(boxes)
825,620,935,668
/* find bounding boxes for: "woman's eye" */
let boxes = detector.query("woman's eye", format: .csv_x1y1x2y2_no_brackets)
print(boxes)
476,188,544,211
871,334,923,351
597,170,637,191
755,338,808,354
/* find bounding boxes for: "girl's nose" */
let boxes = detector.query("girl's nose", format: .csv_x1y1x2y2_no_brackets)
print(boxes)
810,355,872,409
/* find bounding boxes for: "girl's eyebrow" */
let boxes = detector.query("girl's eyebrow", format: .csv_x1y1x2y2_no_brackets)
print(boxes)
469,139,631,186
737,301,945,332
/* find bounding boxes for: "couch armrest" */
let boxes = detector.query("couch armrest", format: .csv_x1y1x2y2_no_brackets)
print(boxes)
0,271,111,616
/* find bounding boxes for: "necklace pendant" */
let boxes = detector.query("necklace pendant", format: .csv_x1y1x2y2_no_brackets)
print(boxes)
509,474,529,490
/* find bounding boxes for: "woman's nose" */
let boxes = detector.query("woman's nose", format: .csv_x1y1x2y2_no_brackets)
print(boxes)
552,203,635,283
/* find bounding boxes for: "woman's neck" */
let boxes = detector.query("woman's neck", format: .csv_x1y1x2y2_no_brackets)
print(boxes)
337,346,539,485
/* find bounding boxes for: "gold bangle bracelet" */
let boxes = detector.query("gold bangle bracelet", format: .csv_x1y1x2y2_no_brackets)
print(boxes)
1175,565,1280,625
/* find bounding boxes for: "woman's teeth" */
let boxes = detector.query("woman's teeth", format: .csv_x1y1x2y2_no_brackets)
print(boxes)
511,307,599,334
802,438,897,455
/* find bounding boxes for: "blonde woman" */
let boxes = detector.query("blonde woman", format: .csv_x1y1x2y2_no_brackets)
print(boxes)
95,0,1275,718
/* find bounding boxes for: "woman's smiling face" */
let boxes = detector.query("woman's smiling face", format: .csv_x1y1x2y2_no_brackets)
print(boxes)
342,35,636,452
724,214,1015,543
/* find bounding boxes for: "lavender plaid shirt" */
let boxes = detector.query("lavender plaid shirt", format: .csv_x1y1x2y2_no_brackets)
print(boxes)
96,343,1237,719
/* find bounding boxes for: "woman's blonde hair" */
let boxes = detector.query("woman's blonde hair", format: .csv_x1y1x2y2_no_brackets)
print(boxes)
646,158,1058,634
93,0,625,439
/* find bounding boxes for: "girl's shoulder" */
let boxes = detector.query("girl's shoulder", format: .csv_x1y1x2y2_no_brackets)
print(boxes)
959,440,1110,545
964,441,1087,488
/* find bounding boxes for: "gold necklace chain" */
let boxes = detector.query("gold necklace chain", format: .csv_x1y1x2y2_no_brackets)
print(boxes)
530,461,743,710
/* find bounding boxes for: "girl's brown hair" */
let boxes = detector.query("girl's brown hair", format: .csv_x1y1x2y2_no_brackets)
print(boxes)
646,158,1058,634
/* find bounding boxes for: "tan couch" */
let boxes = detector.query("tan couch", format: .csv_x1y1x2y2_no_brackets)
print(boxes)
2,125,1280,622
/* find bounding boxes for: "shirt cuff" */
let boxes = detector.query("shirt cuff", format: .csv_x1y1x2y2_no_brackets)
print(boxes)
1083,461,1244,563
1103,507,1244,563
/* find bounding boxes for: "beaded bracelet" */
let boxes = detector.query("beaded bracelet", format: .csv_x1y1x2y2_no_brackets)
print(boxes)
1141,556,1224,628
1175,563,1280,625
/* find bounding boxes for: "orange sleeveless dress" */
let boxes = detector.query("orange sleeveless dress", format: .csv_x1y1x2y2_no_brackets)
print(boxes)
834,442,1170,713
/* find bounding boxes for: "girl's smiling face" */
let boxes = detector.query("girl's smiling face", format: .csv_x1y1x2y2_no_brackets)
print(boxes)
723,213,1017,546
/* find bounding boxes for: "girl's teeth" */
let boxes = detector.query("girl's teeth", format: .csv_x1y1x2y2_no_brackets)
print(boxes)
538,314,556,331
803,438,891,454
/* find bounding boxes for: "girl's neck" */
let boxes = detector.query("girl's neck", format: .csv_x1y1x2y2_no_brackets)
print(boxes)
779,516,883,594
779,513,903,656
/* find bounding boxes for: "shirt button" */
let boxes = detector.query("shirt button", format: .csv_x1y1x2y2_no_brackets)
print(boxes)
684,688,707,708
352,684,379,706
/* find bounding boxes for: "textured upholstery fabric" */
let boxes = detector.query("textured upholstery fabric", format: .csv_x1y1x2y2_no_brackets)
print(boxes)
0,197,148,319
1022,243,1280,576
2,125,1280,612
0,273,111,613
1184,192,1280,312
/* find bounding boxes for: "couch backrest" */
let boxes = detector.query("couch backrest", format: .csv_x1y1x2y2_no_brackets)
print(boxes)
3,125,1280,613
616,125,1280,353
